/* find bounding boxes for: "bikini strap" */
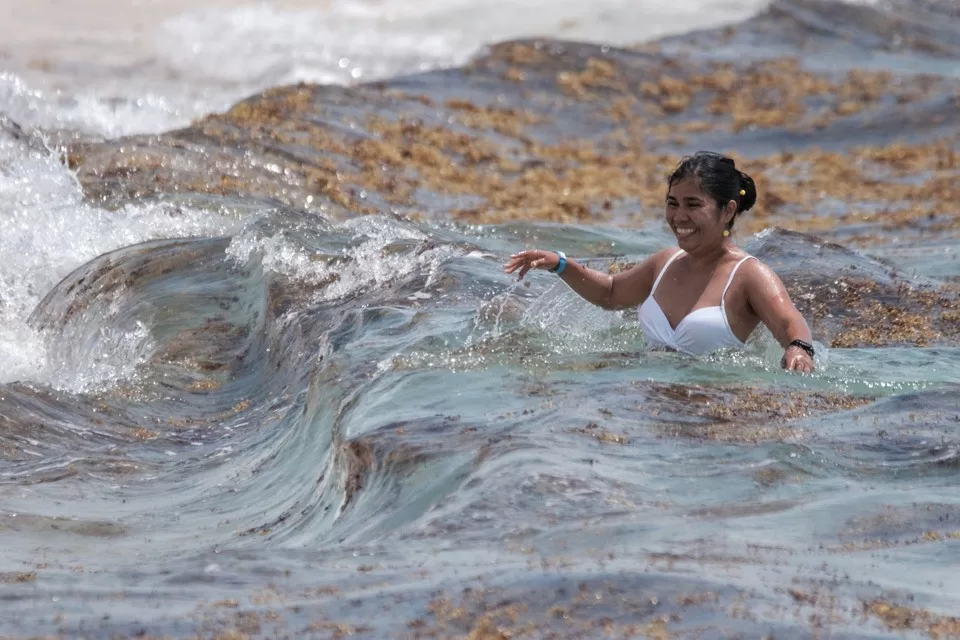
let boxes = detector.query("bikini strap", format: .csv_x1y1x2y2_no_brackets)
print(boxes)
720,255,756,308
650,250,685,294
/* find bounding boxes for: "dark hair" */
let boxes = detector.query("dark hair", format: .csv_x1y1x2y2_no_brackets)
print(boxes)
667,151,757,229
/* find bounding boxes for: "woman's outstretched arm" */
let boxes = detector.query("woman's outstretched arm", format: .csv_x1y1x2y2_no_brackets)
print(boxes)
504,249,673,310
742,260,815,372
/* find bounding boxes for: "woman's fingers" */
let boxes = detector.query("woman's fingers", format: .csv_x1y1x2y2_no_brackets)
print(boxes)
504,250,552,279
504,253,532,273
505,251,530,268
503,258,522,273
504,250,564,281
783,352,815,373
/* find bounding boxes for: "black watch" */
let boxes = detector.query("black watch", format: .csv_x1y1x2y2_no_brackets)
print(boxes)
788,339,815,358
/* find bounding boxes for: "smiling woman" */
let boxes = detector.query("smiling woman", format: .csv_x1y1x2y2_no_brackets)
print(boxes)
503,151,816,372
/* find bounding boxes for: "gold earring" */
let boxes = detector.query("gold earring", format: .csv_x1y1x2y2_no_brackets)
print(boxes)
722,229,730,237
740,189,746,196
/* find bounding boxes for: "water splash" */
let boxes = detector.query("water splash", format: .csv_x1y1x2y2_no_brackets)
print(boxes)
0,131,250,387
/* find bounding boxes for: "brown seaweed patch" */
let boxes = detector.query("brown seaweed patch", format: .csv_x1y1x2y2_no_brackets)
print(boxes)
830,303,940,348
753,465,791,487
153,322,250,373
634,56,944,135
68,61,657,220
557,57,630,99
333,430,440,515
382,89,436,107
447,139,673,224
729,141,960,239
214,84,316,128
570,422,629,445
787,278,960,348
646,383,872,443
476,46,947,136
341,438,375,510
835,504,960,550
0,445,21,461
825,531,960,554
641,74,694,115
0,571,37,583
407,584,688,639
307,621,369,638
444,98,550,138
495,42,549,67
502,67,527,83
188,378,222,392
864,599,960,637
64,50,960,246
606,259,638,274
675,592,719,608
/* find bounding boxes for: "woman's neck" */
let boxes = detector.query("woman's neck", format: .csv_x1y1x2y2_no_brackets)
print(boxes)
685,241,732,271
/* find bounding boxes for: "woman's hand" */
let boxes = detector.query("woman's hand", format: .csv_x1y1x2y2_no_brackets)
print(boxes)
781,345,815,373
503,250,560,280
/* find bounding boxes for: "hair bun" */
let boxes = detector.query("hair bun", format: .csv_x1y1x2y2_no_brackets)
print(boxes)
737,170,757,213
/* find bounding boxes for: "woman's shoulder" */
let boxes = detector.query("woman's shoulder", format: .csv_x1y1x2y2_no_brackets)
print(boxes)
732,251,782,285
653,246,683,265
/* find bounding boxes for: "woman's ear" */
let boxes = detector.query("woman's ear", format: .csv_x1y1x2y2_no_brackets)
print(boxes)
722,200,738,227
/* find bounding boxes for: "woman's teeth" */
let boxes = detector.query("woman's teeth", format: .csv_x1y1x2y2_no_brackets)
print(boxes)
675,227,696,238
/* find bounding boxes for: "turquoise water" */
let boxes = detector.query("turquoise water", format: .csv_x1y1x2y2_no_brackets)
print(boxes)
3,214,958,636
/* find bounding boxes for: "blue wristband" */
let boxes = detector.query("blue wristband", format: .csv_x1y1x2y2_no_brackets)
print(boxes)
550,251,567,275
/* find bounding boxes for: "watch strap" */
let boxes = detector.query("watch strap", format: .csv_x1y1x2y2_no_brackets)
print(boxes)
788,339,815,357
549,251,567,274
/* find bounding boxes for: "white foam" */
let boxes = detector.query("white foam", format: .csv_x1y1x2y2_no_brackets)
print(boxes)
0,130,250,389
226,215,456,301
0,72,198,139
157,3,470,91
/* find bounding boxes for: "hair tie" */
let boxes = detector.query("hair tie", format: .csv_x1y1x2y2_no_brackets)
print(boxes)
739,189,746,196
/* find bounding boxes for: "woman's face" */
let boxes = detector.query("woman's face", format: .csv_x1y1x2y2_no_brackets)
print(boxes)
665,176,734,251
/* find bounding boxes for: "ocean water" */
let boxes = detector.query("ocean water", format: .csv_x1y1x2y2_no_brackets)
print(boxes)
2,0,960,637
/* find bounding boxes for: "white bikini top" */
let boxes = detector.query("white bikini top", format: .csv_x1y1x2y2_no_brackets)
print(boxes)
638,250,756,355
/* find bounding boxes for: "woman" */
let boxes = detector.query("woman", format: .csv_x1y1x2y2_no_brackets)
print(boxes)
503,151,815,372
